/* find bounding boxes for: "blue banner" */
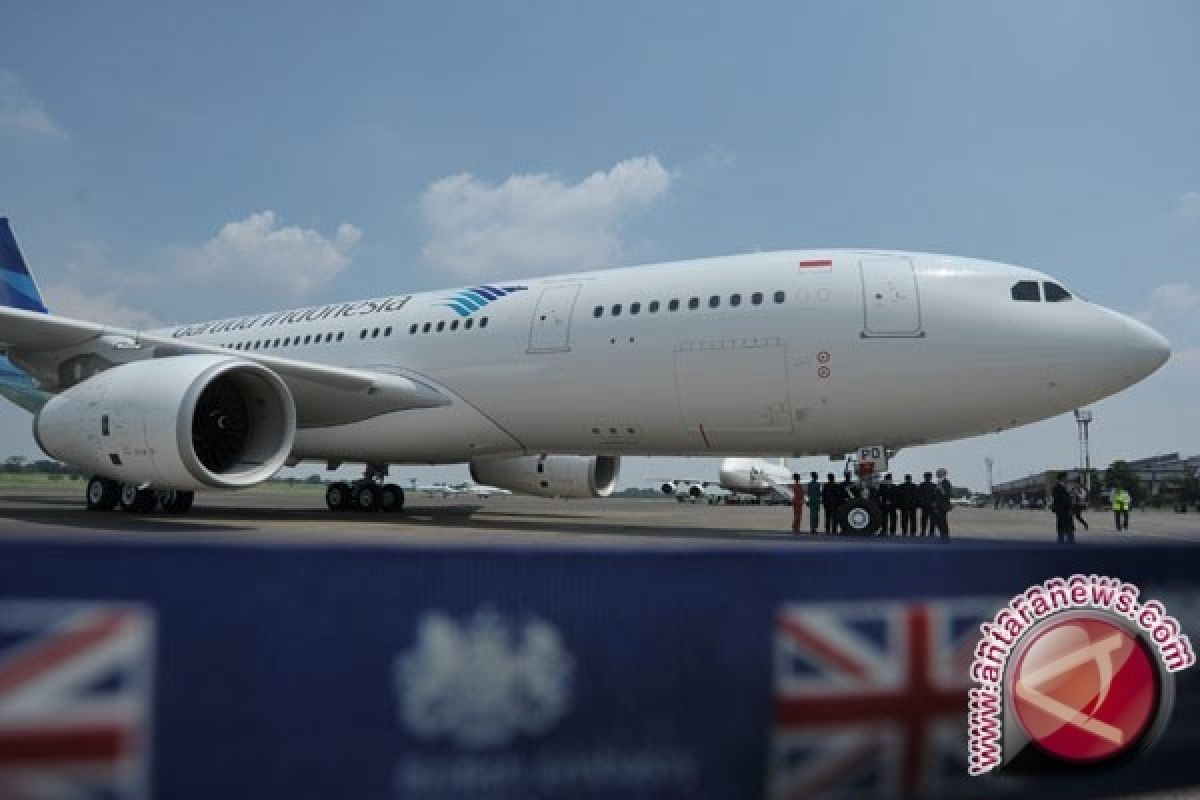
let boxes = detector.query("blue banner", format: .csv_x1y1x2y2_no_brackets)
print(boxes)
0,539,1197,799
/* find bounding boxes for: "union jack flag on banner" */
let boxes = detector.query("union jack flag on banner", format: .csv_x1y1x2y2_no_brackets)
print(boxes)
767,599,1000,800
0,601,154,800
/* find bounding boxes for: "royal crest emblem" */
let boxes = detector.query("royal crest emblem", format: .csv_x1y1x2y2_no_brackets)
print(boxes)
394,608,573,749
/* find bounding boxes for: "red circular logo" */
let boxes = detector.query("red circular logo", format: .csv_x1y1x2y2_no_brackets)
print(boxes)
1011,615,1158,763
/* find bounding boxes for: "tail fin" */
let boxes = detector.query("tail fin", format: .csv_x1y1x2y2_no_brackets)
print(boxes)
0,218,48,313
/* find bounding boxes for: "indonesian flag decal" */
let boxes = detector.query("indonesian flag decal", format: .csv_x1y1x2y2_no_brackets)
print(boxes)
798,258,832,273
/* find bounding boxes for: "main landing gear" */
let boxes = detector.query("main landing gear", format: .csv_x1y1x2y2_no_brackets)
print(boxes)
325,464,405,513
85,476,194,514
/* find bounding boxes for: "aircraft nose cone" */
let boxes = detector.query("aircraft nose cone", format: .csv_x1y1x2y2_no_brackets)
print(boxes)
1121,315,1171,379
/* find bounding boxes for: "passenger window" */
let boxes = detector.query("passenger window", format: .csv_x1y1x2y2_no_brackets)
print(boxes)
774,290,786,304
612,304,622,316
450,319,459,331
708,295,720,308
385,326,393,336
304,335,312,344
436,321,445,332
372,328,380,338
422,322,432,333
752,292,763,305
1011,281,1040,302
409,324,418,335
465,318,474,330
336,332,344,341
593,305,603,318
648,300,660,313
1044,282,1071,302
273,339,280,347
360,330,368,339
480,317,489,328
688,297,699,310
630,302,641,315
668,298,680,311
730,293,741,307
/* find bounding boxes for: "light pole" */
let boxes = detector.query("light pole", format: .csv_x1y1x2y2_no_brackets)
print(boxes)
1074,409,1094,494
985,457,994,494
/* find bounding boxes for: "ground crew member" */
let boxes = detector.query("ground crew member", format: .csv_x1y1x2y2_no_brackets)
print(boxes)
1112,486,1132,531
918,472,938,536
806,471,821,534
898,474,918,535
1051,472,1075,543
822,473,842,534
878,473,897,535
934,467,953,538
791,473,806,533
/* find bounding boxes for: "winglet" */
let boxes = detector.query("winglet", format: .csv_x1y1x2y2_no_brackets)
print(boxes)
0,218,49,313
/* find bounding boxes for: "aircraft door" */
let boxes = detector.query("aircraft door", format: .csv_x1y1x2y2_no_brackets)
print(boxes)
527,283,581,353
859,256,922,337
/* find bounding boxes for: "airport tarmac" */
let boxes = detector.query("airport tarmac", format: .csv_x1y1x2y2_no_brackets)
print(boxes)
2,486,1199,548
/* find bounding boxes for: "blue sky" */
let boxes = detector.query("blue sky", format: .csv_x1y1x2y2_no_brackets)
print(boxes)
1,1,1197,492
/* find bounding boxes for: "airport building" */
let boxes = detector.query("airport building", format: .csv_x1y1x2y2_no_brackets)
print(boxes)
992,452,1200,509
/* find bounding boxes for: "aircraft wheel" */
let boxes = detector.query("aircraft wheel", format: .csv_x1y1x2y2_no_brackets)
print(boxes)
85,476,119,511
118,483,155,513
326,482,351,510
380,483,404,512
163,491,194,514
838,499,882,536
354,483,380,512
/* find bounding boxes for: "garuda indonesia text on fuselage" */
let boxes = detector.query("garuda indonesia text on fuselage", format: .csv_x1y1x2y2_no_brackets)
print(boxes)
0,217,1169,528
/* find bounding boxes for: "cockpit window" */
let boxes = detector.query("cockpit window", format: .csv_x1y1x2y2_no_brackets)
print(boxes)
1043,282,1071,302
1011,281,1040,302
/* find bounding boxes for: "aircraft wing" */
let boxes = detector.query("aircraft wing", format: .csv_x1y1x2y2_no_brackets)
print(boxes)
0,306,451,427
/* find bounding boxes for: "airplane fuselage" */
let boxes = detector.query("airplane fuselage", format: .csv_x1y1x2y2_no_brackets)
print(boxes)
160,250,1168,465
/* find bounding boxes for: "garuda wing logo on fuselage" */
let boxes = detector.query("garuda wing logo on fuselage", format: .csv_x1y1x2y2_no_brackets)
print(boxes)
440,285,528,317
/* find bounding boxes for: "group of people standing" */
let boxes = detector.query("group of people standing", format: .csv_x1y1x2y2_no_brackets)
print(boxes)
790,469,955,538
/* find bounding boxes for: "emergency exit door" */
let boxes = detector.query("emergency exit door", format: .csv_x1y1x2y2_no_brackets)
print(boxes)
527,283,581,353
859,257,922,337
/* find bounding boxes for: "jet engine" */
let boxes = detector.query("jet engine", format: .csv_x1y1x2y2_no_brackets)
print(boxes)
34,354,295,490
469,454,620,498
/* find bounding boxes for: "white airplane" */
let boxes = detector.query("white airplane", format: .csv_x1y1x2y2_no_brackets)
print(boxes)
657,457,797,502
0,218,1170,531
458,481,513,499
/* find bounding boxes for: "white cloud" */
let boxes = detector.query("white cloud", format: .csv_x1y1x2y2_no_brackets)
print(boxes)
0,68,67,140
1145,282,1200,317
420,156,671,279
42,283,161,329
1171,191,1200,224
170,211,362,298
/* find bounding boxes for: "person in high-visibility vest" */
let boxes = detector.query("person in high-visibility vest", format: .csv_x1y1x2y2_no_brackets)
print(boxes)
1111,487,1132,531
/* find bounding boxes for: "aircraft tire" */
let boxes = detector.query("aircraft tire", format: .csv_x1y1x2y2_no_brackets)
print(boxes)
326,482,352,510
380,484,404,512
164,490,194,513
85,476,120,511
118,483,155,513
354,483,380,512
838,499,882,536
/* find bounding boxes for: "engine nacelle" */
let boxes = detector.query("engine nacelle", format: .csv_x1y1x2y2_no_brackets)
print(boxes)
469,455,620,499
34,354,296,490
